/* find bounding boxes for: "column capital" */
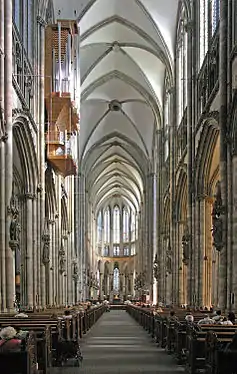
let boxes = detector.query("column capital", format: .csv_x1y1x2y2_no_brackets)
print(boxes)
167,86,175,95
19,192,36,201
25,192,36,200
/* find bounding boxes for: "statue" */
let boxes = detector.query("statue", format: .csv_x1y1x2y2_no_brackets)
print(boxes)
73,262,78,276
9,187,21,244
59,240,66,273
211,181,224,251
166,256,172,274
182,225,190,265
10,213,21,241
153,254,159,280
42,238,50,264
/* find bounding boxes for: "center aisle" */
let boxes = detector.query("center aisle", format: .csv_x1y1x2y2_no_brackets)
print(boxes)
79,309,184,374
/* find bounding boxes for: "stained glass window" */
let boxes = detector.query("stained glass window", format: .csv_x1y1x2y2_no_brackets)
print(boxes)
123,207,129,242
113,267,119,291
211,0,220,35
97,211,102,243
200,0,209,67
113,206,120,243
104,207,110,243
113,245,120,256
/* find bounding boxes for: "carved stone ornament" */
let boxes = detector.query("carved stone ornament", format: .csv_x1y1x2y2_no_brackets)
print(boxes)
182,225,190,265
59,241,66,274
211,181,224,251
72,260,79,280
153,254,159,280
8,187,21,248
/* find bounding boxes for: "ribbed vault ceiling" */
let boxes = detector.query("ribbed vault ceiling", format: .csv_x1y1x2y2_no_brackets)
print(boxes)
53,0,179,213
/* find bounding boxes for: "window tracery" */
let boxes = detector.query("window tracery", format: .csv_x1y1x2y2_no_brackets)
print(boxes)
176,11,187,125
123,207,129,242
113,205,120,243
113,267,119,291
104,207,110,243
97,211,102,244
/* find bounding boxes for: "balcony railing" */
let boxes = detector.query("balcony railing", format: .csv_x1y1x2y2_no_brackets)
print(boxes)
197,32,219,117
45,129,77,177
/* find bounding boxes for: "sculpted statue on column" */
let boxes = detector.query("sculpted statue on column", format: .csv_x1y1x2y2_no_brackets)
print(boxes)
59,240,66,274
8,189,21,246
42,220,50,264
212,181,224,251
182,225,190,265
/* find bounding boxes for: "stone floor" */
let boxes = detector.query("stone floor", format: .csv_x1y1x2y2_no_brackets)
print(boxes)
51,310,184,374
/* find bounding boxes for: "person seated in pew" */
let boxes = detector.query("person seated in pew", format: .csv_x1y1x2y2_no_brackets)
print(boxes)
197,314,214,325
221,317,233,325
0,327,22,352
228,312,236,324
185,313,194,324
212,309,224,323
62,310,73,319
12,325,29,340
169,310,179,322
14,309,28,318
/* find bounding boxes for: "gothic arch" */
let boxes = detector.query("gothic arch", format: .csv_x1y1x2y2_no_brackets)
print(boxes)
195,120,219,197
13,116,38,194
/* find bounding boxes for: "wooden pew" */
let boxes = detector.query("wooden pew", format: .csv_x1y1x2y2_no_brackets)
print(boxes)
0,332,38,374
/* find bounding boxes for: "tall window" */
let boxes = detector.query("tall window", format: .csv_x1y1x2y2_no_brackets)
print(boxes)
177,13,187,125
124,247,129,256
13,0,21,33
113,206,120,243
232,2,237,48
113,267,120,291
104,207,110,243
200,0,220,68
97,211,102,243
211,0,220,35
164,91,170,162
113,245,120,256
123,207,129,242
131,211,136,241
200,0,208,67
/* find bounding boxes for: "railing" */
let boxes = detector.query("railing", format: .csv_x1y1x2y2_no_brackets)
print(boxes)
197,32,219,118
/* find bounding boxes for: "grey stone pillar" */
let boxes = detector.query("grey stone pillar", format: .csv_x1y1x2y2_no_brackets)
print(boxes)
25,193,34,308
219,0,228,310
0,0,6,312
37,15,46,308
5,0,14,311
32,197,38,307
48,220,54,306
186,20,194,305
231,157,237,309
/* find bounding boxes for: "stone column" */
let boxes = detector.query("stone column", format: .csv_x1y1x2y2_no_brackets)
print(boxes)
219,0,228,310
37,15,46,308
231,156,237,310
25,194,35,308
67,233,73,304
186,20,194,305
48,220,54,306
0,0,6,313
4,0,14,311
33,197,38,307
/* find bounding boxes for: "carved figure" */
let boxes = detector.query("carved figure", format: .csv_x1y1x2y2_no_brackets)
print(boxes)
42,238,50,264
211,181,224,251
182,225,190,265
